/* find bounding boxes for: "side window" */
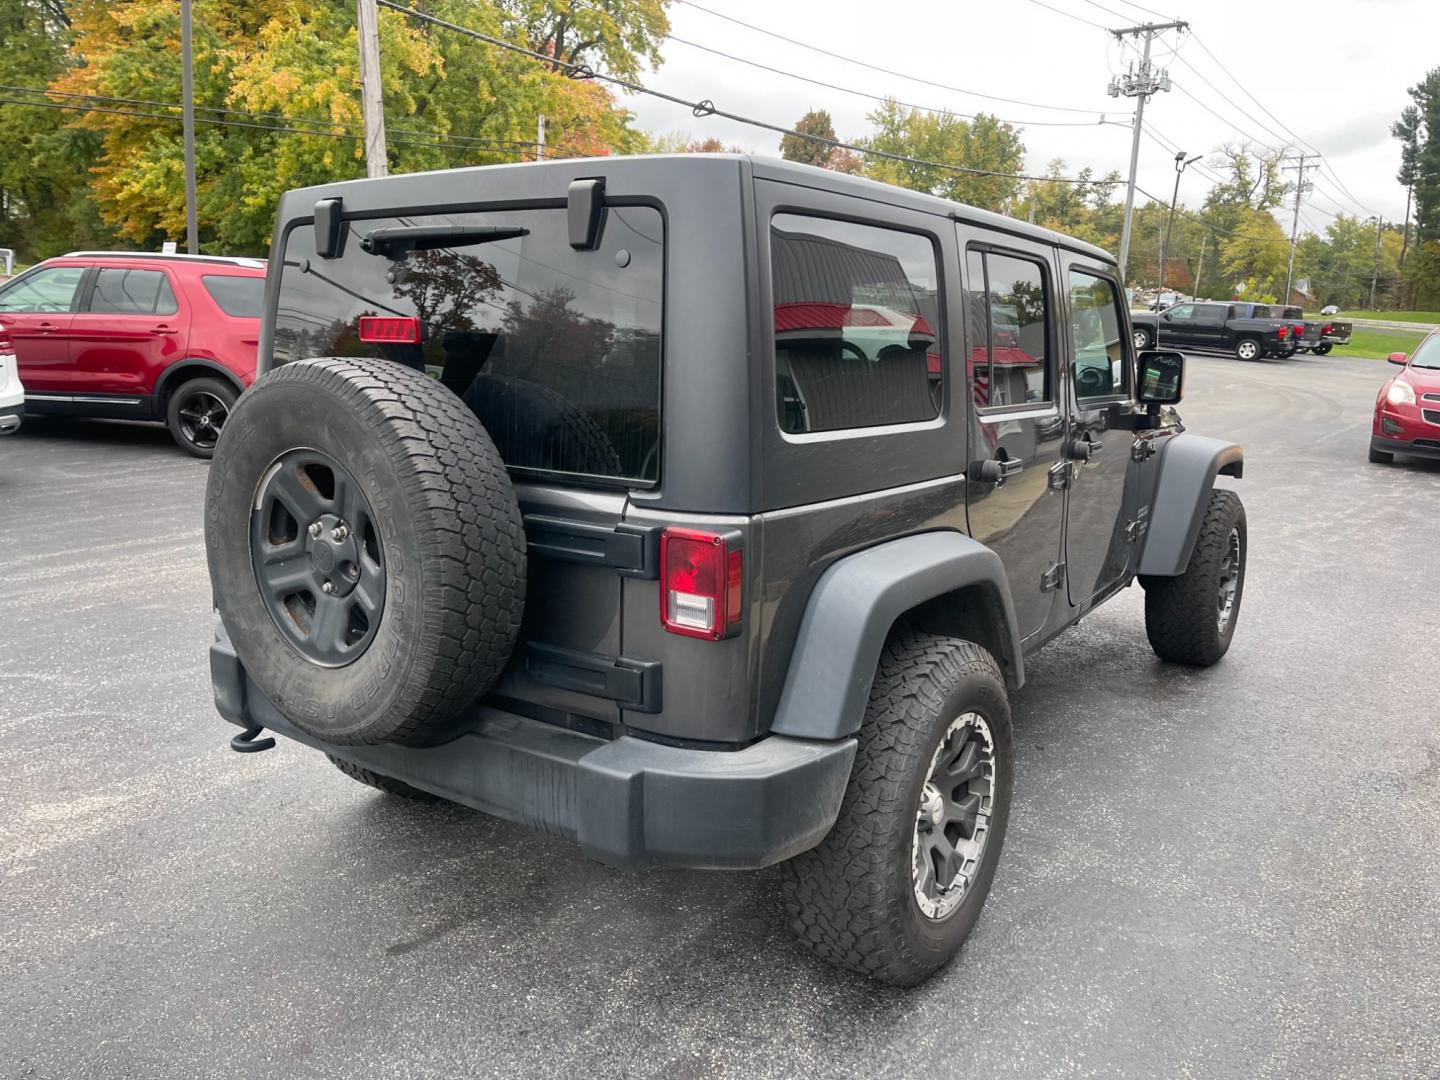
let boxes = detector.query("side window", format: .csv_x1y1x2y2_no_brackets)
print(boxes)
771,214,942,434
0,265,85,313
1067,270,1130,402
1167,304,1194,320
967,249,1050,409
87,269,178,316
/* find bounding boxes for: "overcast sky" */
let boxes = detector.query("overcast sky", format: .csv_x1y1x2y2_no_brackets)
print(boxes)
620,0,1433,233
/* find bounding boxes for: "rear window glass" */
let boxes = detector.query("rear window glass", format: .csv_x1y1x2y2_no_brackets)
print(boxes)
203,275,264,317
88,268,178,315
272,206,663,483
771,214,941,434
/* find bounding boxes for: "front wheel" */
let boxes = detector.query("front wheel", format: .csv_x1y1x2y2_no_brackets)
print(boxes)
1234,338,1261,362
1141,489,1247,667
1133,327,1154,351
167,377,238,458
782,632,1013,986
1368,444,1394,464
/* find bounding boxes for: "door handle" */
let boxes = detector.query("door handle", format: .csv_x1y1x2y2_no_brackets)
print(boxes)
37,323,58,333
150,325,179,335
968,458,1024,485
1068,438,1102,461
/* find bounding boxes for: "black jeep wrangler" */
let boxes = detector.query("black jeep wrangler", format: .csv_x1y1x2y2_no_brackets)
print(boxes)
206,156,1246,986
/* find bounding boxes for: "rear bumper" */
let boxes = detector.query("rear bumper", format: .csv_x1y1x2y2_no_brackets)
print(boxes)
0,402,22,433
210,633,855,869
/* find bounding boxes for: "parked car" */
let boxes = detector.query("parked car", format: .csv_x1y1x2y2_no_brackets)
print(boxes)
0,319,23,434
1370,330,1440,464
0,252,266,456
205,156,1247,986
1320,304,1340,316
1131,301,1294,360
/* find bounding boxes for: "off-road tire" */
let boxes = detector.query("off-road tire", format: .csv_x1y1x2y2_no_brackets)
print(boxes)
167,376,238,459
1234,337,1262,362
1368,444,1394,464
206,357,526,746
1141,489,1247,667
781,631,1013,987
327,754,438,800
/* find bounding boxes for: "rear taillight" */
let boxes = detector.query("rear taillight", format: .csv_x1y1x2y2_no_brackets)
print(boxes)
1322,324,1333,335
358,315,422,344
660,527,742,640
0,327,12,354
1277,325,1288,339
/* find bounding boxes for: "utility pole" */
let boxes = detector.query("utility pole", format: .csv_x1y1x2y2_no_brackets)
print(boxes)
537,114,546,162
180,0,198,254
1368,215,1383,310
1158,150,1201,299
357,0,388,178
1108,19,1187,285
1193,231,1207,300
1281,153,1312,306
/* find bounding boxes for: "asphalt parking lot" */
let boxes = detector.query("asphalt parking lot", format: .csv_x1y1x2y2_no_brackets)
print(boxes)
3,351,1438,1080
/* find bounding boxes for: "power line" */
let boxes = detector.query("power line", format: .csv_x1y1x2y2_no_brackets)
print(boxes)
673,0,1107,114
1021,0,1109,31
1075,0,1138,21
1173,55,1290,149
1171,83,1280,155
379,1,1102,186
662,34,1119,129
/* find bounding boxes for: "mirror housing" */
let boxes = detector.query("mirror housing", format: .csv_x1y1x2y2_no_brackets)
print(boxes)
1161,311,1172,320
1137,349,1185,406
1388,352,1408,365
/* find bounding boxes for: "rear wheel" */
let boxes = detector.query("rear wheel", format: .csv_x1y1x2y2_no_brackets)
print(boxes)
1368,444,1395,464
1141,490,1246,667
167,377,237,458
1234,337,1261,362
1315,342,1334,356
327,755,438,800
782,632,1013,986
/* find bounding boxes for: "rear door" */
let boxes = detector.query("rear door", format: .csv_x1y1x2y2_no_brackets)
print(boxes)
959,231,1066,639
0,263,87,393
268,202,665,732
69,265,189,399
1191,303,1230,345
1061,259,1137,608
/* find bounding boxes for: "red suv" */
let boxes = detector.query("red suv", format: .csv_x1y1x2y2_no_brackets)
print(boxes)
0,252,266,456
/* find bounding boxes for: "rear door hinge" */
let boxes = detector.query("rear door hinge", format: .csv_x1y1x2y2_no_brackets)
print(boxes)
1047,460,1072,491
1041,562,1066,592
1131,438,1156,463
1124,518,1147,544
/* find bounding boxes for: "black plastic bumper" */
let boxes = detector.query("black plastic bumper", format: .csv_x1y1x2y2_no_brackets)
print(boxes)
0,402,21,433
210,634,856,869
1372,435,1440,461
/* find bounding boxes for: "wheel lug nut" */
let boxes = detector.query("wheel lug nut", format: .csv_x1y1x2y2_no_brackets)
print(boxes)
321,580,335,594
331,523,349,542
346,563,360,580
309,521,324,539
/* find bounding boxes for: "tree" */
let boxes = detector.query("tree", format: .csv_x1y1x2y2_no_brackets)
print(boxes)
780,109,837,168
1407,69,1440,245
1016,159,1122,251
1392,105,1421,266
498,0,669,81
859,100,1025,212
1218,208,1288,298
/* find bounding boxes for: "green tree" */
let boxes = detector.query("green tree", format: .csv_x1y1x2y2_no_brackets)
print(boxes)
499,0,669,81
780,109,837,168
1218,207,1288,298
1392,105,1421,267
859,100,1025,212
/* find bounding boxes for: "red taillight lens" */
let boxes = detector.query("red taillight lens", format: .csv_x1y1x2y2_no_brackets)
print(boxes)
358,315,422,344
1322,324,1332,335
1277,325,1288,339
660,527,741,639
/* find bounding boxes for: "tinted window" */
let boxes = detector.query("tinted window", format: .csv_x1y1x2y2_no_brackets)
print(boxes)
968,250,1050,408
1068,271,1130,401
88,269,177,315
0,265,85,312
1167,304,1194,320
203,275,264,317
274,205,662,483
1195,304,1229,319
771,214,941,434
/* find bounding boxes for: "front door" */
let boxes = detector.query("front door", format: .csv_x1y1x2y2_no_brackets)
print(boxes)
1157,303,1197,346
69,266,189,397
1062,263,1138,607
0,264,88,393
961,237,1066,640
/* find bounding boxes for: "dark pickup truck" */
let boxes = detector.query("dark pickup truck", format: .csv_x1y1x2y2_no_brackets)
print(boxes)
1131,301,1295,362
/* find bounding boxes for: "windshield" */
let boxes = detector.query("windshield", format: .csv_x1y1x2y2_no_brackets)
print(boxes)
1410,333,1440,369
271,205,663,483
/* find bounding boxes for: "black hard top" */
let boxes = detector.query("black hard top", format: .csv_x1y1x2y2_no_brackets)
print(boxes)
274,153,1115,266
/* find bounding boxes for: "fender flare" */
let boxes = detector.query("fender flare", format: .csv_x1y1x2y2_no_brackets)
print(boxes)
769,531,1023,742
1137,433,1244,577
154,359,247,406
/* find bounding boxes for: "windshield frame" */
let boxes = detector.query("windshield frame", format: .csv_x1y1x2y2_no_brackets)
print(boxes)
1408,332,1440,370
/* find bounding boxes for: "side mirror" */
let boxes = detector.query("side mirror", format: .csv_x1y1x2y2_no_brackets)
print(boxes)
1137,349,1184,405
1161,311,1172,321
1388,352,1408,365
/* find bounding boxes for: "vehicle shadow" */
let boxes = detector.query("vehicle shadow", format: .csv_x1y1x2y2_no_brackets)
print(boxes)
12,415,179,451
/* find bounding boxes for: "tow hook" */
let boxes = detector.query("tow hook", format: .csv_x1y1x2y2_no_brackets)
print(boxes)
230,724,276,753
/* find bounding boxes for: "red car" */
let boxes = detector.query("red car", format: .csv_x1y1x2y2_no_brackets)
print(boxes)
0,252,265,456
1370,329,1440,465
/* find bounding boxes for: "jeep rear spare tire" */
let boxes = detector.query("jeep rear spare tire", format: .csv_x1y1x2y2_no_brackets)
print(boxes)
205,357,526,746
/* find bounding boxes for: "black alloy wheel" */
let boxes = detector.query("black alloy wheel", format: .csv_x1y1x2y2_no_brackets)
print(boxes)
167,377,237,458
250,448,385,667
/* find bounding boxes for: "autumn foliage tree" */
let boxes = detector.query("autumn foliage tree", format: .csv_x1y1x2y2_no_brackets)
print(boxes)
858,100,1025,212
